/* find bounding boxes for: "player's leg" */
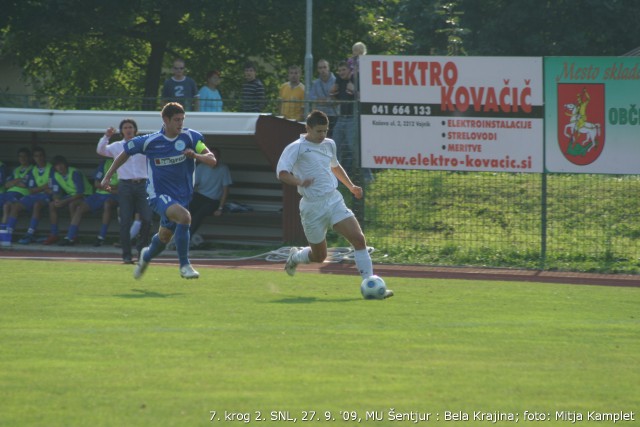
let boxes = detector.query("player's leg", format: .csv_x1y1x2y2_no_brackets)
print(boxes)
1,193,20,225
333,216,372,279
129,213,141,241
165,203,198,278
43,200,60,244
59,202,85,245
133,186,152,255
324,190,376,281
135,198,171,280
285,197,331,276
7,199,26,235
136,196,198,279
333,214,393,298
117,183,136,263
188,192,216,235
134,225,171,280
96,198,117,245
12,196,45,243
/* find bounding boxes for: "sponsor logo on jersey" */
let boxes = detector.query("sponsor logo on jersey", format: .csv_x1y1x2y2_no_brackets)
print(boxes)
154,154,186,166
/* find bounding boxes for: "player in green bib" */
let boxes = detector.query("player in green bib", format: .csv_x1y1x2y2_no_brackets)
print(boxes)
42,155,93,245
58,158,119,246
6,147,53,244
1,148,33,228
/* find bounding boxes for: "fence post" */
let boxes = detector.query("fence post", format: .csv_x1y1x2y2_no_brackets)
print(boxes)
540,171,548,269
353,100,365,225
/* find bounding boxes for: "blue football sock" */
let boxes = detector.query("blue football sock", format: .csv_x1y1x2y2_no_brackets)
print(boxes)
145,234,166,262
173,223,190,267
99,223,109,239
27,217,39,234
7,217,18,233
67,224,79,240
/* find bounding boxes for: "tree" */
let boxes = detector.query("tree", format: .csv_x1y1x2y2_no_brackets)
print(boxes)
459,0,640,56
0,0,410,110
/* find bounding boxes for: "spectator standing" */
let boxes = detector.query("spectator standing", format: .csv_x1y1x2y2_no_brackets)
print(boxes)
276,110,393,299
97,119,153,264
330,61,357,175
45,155,93,245
162,58,199,112
7,147,54,244
189,147,232,236
278,65,305,121
347,41,367,78
198,70,223,112
101,102,217,280
58,158,119,246
241,61,266,112
308,59,338,136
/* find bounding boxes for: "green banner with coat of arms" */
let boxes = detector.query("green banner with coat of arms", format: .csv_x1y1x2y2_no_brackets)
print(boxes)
544,57,640,173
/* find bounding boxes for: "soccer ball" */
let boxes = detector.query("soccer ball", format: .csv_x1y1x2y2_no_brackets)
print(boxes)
360,275,387,300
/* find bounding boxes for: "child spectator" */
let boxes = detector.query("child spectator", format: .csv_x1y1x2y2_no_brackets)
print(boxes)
198,70,224,112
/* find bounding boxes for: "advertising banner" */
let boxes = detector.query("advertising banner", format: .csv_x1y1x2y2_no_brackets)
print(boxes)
544,57,640,173
359,55,544,172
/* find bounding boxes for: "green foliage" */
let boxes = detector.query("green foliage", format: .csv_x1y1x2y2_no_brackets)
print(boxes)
461,0,640,56
3,0,639,105
0,0,410,107
1,260,638,426
435,1,469,56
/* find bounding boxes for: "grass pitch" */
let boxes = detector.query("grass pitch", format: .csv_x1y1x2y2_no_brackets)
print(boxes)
0,259,638,426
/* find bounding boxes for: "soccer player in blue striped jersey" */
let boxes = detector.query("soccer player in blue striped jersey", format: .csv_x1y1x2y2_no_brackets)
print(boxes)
101,102,217,279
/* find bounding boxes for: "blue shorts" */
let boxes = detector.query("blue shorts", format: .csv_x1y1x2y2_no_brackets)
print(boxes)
148,194,188,232
0,191,24,206
17,193,50,211
84,193,117,213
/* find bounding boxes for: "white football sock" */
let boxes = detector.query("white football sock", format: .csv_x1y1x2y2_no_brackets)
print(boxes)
354,248,373,279
295,247,311,264
129,219,142,240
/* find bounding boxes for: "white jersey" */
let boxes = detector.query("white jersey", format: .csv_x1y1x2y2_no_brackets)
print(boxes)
276,134,340,200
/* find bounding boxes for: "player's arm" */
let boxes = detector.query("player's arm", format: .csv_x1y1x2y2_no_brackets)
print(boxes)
101,151,130,190
278,170,314,188
4,174,23,189
215,185,230,217
185,140,217,167
332,165,363,199
97,127,116,156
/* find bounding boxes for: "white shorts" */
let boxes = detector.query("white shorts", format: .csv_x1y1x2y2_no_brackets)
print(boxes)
299,190,354,244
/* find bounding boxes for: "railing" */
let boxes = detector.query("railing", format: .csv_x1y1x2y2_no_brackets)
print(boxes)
2,94,638,274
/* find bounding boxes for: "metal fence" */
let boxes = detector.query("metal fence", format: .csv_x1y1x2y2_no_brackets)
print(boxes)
0,93,283,114
2,94,639,273
352,170,640,274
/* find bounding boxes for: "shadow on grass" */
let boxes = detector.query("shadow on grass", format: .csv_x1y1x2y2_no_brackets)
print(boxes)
271,296,361,304
114,289,185,299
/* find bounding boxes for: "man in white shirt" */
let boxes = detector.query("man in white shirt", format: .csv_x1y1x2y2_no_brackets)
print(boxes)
276,110,393,298
97,119,152,264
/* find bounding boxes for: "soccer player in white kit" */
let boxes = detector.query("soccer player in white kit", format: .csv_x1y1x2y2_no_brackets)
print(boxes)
276,110,393,298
